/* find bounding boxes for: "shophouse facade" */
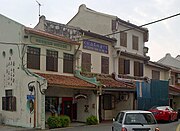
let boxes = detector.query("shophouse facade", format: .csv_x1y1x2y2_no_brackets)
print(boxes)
67,4,150,116
0,13,99,129
35,15,136,121
0,14,47,129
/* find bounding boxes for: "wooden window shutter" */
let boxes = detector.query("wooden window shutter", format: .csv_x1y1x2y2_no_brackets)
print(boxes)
12,96,16,111
27,46,40,70
82,52,91,72
134,61,139,76
119,58,124,74
101,56,109,74
124,59,130,74
46,50,58,72
120,32,127,47
132,35,139,50
152,70,160,80
139,63,143,77
112,20,117,31
63,53,73,73
2,97,6,110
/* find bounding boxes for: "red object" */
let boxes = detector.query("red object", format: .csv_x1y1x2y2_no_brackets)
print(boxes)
121,127,127,131
149,106,178,122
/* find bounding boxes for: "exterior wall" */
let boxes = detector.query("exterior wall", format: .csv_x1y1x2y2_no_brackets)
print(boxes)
0,14,23,43
101,93,134,120
77,91,98,122
0,14,46,129
23,34,76,75
144,65,169,80
0,44,46,128
113,93,134,117
116,25,145,56
78,36,114,74
68,4,115,35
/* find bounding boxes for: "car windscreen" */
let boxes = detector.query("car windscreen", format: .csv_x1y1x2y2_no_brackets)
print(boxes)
124,113,157,125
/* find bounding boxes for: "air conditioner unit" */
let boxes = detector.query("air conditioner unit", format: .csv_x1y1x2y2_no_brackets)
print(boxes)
119,93,129,101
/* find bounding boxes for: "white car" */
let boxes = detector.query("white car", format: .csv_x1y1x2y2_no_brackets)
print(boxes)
112,110,160,131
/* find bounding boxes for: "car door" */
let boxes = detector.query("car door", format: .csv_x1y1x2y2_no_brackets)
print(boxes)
113,112,124,131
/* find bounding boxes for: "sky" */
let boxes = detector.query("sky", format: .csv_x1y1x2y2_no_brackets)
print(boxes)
0,0,180,61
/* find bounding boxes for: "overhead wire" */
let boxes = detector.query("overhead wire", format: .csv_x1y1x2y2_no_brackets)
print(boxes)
77,12,180,42
0,12,179,45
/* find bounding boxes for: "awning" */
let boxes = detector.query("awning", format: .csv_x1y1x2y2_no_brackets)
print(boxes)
97,76,136,92
169,85,180,96
36,73,97,90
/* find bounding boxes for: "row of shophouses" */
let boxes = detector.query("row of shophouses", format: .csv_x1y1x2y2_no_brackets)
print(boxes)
0,4,180,129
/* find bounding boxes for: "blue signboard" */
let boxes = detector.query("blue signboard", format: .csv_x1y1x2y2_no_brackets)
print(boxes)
83,40,108,54
27,95,35,100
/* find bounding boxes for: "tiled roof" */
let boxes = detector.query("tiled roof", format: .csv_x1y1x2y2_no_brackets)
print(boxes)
80,72,135,89
36,73,97,90
169,85,180,93
98,77,135,89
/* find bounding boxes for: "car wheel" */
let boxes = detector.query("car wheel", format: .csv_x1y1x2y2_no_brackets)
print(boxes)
175,116,178,121
168,115,172,123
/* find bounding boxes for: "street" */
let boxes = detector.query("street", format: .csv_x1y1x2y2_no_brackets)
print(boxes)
57,121,180,131
0,120,179,131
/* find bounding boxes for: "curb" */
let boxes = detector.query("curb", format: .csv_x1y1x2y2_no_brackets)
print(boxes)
176,123,180,131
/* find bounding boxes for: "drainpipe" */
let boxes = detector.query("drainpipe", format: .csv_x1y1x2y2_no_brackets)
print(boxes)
73,43,81,71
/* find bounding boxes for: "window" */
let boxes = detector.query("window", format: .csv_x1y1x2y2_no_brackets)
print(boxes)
132,35,139,50
124,113,156,125
112,20,117,31
134,61,143,77
2,90,16,111
120,32,127,47
103,94,115,110
170,75,175,85
152,70,160,80
101,56,109,74
81,52,91,72
63,53,73,73
27,46,40,69
119,58,130,74
46,50,58,72
115,112,125,123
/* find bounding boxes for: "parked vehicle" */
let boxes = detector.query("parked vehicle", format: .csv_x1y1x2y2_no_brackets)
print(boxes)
149,106,178,122
112,110,160,131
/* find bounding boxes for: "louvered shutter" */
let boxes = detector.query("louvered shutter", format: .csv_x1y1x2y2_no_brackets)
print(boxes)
124,59,130,74
119,58,124,74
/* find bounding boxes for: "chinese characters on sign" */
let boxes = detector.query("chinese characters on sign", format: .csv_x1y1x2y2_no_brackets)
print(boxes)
83,40,108,54
30,36,71,51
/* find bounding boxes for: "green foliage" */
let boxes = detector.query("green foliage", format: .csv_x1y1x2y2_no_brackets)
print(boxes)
47,115,70,129
86,115,98,125
59,115,71,127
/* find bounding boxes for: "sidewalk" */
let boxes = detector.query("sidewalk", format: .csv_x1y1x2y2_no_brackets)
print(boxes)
0,121,112,131
0,122,85,131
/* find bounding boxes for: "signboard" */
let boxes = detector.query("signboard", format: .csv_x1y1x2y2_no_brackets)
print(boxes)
30,36,71,51
27,95,35,100
83,40,108,54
